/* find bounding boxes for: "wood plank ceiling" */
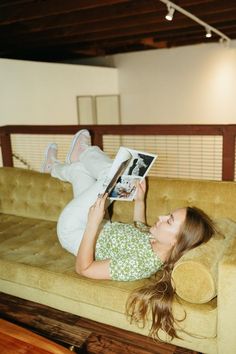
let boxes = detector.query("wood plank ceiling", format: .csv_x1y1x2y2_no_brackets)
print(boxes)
0,0,235,63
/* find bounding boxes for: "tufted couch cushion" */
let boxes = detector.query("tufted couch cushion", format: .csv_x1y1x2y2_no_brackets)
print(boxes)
112,177,236,224
0,167,73,221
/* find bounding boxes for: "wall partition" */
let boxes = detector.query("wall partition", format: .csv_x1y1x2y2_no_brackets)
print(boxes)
0,124,235,181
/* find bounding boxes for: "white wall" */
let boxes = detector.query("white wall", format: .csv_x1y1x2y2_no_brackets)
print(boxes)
0,59,118,125
113,41,236,124
1,41,236,126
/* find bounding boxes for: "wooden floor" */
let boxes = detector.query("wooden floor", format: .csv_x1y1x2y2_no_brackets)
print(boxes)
0,292,200,354
0,318,72,354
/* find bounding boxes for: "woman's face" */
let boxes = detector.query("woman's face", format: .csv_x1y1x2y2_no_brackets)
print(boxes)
150,208,186,246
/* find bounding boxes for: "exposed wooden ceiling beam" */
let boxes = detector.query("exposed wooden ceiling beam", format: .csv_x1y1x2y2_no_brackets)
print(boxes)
2,3,235,44
0,0,235,62
0,1,160,36
1,0,235,36
0,0,130,25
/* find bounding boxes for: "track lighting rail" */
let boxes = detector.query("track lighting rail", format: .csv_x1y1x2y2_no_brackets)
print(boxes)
160,0,231,45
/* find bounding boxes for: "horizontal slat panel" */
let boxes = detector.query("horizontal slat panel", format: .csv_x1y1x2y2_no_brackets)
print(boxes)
11,134,73,171
9,133,223,181
103,135,223,181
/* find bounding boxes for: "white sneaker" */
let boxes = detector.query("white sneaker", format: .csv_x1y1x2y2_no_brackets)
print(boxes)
41,143,58,173
66,129,91,164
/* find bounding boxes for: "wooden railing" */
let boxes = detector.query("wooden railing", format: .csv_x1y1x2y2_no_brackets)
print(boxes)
0,124,236,181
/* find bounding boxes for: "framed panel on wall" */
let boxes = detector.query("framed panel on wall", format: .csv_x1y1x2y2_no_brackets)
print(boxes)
95,95,121,124
76,96,96,124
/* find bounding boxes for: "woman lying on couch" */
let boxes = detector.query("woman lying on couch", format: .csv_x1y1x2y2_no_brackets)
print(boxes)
41,129,215,339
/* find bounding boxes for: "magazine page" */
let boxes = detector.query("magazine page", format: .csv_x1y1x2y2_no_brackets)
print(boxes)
101,146,157,201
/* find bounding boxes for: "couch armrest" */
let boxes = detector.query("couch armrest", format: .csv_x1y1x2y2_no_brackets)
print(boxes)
218,236,236,354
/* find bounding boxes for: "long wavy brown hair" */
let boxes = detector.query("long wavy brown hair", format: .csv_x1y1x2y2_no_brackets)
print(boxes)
126,206,215,340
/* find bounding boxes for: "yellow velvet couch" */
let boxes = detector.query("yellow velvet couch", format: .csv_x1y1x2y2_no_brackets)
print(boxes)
0,167,236,354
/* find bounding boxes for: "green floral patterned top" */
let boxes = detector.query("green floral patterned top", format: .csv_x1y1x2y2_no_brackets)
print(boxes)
95,222,163,281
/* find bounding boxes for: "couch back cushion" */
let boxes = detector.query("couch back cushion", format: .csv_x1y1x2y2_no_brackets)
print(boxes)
112,176,236,224
0,167,73,221
2,168,236,222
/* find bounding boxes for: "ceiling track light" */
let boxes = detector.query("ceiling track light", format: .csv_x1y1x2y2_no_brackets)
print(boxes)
160,0,231,45
165,4,175,21
205,28,212,38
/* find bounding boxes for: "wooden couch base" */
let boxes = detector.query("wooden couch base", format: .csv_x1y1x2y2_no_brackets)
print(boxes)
0,292,199,354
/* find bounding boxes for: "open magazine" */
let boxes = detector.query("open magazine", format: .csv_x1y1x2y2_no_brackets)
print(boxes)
100,147,157,201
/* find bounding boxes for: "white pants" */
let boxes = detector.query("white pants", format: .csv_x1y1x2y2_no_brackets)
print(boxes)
52,147,113,255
